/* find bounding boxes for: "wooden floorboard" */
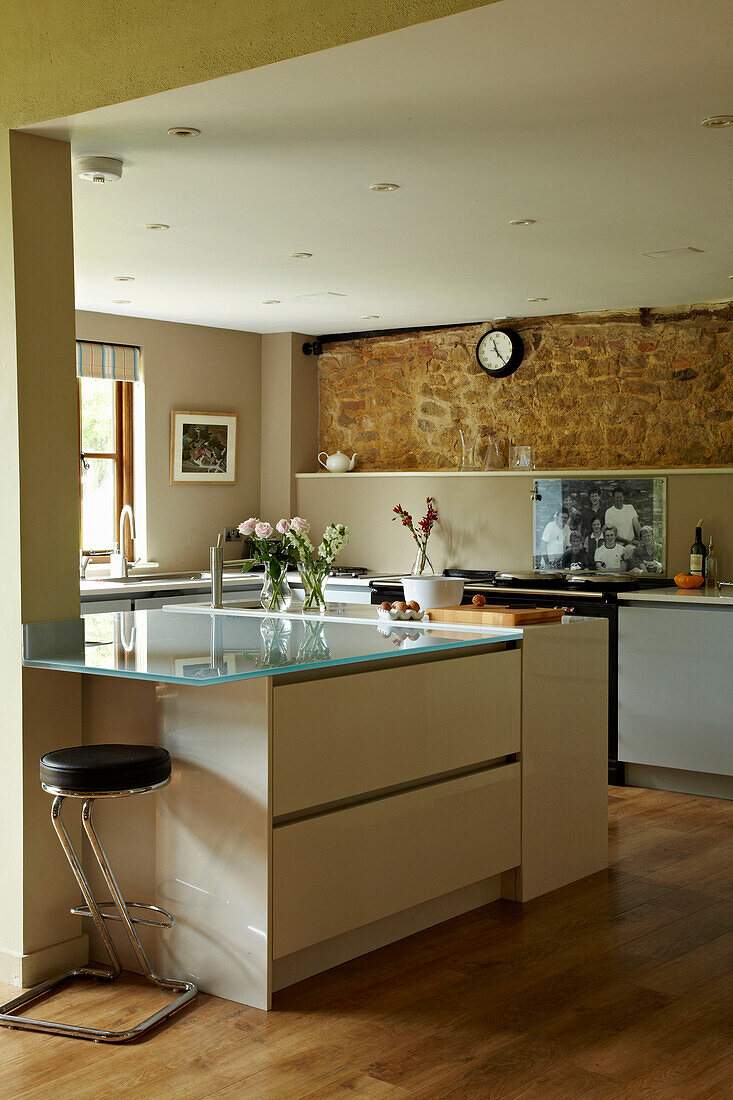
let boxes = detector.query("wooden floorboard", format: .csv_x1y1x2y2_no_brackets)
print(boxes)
0,785,731,1099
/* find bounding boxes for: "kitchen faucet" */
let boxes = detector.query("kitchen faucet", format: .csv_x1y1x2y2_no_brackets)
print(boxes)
109,505,137,579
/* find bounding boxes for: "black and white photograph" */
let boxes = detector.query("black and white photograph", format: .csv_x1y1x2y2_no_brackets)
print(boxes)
533,477,666,574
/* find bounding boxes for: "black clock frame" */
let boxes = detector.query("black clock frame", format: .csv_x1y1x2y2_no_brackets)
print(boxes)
476,327,524,378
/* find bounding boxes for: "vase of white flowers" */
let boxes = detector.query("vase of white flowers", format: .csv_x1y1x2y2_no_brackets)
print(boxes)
285,517,349,612
237,517,295,611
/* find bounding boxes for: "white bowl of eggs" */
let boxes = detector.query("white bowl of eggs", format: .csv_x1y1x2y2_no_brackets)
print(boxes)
377,599,425,622
400,575,465,610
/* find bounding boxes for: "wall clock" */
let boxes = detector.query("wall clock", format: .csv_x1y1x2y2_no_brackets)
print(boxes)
476,328,524,378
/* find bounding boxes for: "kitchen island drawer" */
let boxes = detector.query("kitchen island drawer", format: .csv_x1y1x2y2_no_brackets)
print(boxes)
273,762,520,958
272,647,520,817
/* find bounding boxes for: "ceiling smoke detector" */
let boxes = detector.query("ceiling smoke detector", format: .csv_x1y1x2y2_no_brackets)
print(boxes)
262,299,281,305
509,218,536,226
113,275,135,282
701,115,733,128
75,156,123,184
362,314,380,319
145,223,170,231
112,299,131,305
370,183,399,192
290,252,313,259
527,297,548,302
167,126,201,138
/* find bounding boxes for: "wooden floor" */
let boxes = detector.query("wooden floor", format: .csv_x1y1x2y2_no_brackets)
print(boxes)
1,785,732,1099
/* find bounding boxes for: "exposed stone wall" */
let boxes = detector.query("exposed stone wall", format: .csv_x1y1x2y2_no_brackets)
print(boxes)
318,303,733,469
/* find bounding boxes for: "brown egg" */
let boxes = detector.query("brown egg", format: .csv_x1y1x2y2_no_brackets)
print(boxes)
472,593,487,607
407,600,421,611
380,601,392,611
393,601,408,612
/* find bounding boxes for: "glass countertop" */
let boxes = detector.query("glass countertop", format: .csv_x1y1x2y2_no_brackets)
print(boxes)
22,606,522,686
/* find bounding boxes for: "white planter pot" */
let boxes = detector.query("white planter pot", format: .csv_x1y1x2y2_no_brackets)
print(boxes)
400,575,465,609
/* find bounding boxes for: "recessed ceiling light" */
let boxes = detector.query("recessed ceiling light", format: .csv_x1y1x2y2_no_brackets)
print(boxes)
262,299,281,305
527,297,548,302
362,314,380,319
74,155,123,184
145,223,170,231
701,115,733,128
370,183,399,192
112,299,131,305
113,275,135,282
167,126,201,137
290,252,313,259
509,219,536,226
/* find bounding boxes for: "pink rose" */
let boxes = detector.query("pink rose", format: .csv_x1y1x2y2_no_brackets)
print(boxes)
290,516,310,534
276,518,290,534
238,518,258,537
254,521,273,539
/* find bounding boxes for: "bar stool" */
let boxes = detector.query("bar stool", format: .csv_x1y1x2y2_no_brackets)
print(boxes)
0,744,198,1042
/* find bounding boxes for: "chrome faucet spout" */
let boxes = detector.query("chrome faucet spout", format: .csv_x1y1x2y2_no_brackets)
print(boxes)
119,505,136,552
109,506,136,579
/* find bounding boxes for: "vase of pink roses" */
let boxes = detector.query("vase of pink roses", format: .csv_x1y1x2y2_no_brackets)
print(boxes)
285,518,349,612
238,517,296,611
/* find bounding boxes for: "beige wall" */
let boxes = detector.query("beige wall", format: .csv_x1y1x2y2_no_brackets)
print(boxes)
0,132,83,981
0,0,493,128
296,471,733,578
76,312,262,571
261,333,319,520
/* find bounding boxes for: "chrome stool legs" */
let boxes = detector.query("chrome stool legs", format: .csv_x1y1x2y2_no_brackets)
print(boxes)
0,789,197,1042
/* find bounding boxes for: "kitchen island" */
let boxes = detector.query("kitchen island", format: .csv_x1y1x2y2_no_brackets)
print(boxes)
23,605,608,1009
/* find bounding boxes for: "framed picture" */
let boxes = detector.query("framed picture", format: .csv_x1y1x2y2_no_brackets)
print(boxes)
532,477,667,575
170,411,238,484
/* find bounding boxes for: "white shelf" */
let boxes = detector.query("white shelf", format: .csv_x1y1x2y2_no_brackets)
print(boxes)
296,467,733,479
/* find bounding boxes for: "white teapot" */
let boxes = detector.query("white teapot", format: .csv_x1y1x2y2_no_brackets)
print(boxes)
318,451,357,473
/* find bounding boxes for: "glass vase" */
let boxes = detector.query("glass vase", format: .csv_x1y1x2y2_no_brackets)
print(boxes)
298,561,329,612
411,546,434,576
260,562,292,612
482,433,504,470
459,428,478,471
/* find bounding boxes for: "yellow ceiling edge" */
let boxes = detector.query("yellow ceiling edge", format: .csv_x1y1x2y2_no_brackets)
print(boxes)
0,0,497,129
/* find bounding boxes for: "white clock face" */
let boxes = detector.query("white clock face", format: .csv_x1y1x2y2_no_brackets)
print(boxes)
478,330,513,372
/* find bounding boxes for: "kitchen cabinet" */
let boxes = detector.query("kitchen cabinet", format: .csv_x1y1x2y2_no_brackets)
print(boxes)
619,603,733,785
273,763,521,957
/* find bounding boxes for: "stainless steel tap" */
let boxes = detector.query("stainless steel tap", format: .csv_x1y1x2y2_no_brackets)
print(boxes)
110,505,136,578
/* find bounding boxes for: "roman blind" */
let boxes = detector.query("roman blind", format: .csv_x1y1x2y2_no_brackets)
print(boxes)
76,340,141,382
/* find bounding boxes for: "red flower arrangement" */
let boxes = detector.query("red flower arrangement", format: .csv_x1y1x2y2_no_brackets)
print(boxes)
392,497,439,574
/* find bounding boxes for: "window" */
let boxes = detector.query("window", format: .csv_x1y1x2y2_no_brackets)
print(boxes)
79,378,134,556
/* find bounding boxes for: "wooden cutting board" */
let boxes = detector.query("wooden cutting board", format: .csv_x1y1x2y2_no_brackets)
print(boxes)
426,604,565,627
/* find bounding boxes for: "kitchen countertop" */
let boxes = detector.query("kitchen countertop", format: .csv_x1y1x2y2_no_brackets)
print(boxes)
80,570,394,600
24,606,520,686
619,586,733,607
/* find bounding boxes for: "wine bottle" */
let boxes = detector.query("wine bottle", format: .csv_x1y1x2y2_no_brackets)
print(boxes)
689,519,706,576
706,536,718,589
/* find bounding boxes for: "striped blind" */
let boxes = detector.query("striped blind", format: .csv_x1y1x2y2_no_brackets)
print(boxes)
76,341,141,382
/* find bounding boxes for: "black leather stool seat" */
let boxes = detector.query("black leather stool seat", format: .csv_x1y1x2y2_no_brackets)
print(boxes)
40,744,171,794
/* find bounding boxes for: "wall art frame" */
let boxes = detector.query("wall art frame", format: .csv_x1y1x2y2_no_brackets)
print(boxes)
170,410,238,484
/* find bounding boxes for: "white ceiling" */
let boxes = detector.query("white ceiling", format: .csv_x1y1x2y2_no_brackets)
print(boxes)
26,0,733,335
